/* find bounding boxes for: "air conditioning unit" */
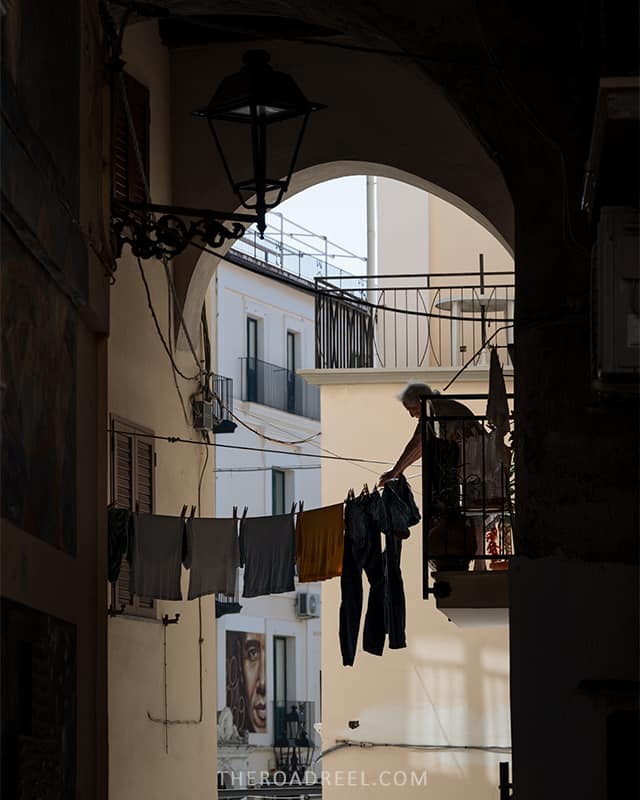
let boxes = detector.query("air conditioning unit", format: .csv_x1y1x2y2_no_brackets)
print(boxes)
296,592,321,618
193,399,217,431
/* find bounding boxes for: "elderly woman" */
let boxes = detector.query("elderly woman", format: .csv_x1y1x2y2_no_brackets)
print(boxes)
378,381,481,487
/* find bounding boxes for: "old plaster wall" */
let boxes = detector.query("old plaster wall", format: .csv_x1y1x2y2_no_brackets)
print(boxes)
107,22,218,800
1,0,110,796
309,374,512,800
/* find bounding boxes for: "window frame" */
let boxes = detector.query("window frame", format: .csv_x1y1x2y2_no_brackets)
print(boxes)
272,468,286,516
110,414,157,619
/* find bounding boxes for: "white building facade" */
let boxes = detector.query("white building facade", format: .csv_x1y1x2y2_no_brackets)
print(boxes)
210,255,324,788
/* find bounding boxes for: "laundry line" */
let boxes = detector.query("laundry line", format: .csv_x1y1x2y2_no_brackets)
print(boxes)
108,428,393,466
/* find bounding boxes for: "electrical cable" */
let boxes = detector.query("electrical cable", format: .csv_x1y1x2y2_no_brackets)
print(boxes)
215,465,321,473
136,257,200,381
442,324,513,392
190,238,513,325
167,278,193,425
107,426,392,465
314,739,511,764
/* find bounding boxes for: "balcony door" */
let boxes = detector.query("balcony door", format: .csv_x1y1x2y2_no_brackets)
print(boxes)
286,331,297,414
246,317,258,402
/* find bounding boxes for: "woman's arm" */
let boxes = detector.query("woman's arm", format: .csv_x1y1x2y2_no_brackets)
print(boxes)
379,422,422,486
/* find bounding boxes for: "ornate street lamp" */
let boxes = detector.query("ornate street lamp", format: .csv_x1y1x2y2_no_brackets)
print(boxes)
274,703,314,781
193,49,325,238
112,50,324,260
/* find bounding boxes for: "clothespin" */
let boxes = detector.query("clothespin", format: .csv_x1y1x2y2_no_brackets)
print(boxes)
290,501,297,516
232,506,238,521
242,506,248,520
180,505,188,518
190,505,196,519
298,500,304,515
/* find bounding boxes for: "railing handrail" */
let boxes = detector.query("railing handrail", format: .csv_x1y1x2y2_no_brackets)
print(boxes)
240,355,302,374
316,270,514,281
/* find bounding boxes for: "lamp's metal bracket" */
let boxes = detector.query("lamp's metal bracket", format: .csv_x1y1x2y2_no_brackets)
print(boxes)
111,201,256,260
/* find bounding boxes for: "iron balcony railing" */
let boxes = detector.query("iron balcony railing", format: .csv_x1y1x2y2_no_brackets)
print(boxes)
418,397,515,598
315,268,514,370
240,358,321,421
232,211,367,288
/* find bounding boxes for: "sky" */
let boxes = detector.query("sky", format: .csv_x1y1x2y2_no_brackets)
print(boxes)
245,176,369,276
276,176,368,260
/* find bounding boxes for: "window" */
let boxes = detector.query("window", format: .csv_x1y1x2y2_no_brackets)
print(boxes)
272,469,286,516
112,71,150,205
246,317,259,402
273,636,289,706
111,416,156,618
286,331,297,414
273,635,295,744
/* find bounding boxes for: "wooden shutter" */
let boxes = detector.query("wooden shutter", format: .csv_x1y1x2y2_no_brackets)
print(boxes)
111,417,156,617
111,72,150,205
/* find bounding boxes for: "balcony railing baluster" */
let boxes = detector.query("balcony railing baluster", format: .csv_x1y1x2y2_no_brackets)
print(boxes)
240,357,320,421
315,271,514,370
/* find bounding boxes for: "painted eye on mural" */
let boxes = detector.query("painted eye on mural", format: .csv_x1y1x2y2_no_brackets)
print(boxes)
245,640,261,661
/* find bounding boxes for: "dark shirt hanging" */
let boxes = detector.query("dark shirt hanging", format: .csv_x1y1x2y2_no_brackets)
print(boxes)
108,507,131,583
240,512,296,598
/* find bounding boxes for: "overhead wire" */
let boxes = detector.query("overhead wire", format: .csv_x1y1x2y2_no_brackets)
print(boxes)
107,426,392,465
136,256,200,381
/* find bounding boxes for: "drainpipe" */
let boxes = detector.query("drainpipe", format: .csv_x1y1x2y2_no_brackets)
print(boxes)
366,176,378,304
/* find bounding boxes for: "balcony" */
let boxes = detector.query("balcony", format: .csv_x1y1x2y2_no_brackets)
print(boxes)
420,401,515,626
240,357,321,421
315,269,514,370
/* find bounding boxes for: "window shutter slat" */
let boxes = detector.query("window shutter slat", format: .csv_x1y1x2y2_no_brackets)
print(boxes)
111,72,150,206
111,419,156,618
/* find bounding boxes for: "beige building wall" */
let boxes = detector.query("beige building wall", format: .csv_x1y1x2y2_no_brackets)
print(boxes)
108,23,218,800
373,180,514,371
299,370,512,800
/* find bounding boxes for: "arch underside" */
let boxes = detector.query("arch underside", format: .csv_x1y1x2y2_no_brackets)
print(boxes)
157,6,514,350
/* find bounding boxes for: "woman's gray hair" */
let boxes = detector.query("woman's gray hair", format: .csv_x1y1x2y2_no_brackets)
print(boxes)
397,381,440,405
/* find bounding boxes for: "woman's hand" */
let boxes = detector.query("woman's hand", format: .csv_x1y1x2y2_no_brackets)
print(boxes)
378,469,398,487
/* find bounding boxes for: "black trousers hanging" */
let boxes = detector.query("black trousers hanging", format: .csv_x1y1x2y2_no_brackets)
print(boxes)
383,532,406,650
339,498,385,666
339,492,406,666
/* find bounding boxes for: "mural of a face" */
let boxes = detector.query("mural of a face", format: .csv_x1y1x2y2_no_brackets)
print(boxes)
226,630,266,733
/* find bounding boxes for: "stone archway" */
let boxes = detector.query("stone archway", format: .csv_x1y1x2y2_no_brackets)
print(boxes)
178,159,514,352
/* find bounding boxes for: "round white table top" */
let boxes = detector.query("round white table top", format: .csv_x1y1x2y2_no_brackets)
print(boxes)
435,294,512,313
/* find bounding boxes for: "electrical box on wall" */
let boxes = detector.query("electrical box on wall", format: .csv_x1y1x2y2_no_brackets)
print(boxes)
593,207,640,392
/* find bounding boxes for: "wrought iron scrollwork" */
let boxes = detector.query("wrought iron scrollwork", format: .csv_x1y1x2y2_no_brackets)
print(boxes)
112,204,246,260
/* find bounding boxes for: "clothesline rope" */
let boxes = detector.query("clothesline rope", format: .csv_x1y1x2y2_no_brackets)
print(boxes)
107,427,393,466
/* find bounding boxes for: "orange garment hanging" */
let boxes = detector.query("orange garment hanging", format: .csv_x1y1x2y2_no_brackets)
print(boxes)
296,503,344,582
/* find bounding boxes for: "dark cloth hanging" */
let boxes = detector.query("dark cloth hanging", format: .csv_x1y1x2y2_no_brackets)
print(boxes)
296,503,344,582
108,507,131,583
380,474,421,539
240,512,296,598
383,531,406,650
339,490,387,666
130,513,184,600
184,517,240,600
